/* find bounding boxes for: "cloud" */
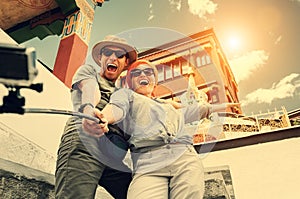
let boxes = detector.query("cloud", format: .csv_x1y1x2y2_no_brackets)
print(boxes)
268,31,282,45
229,50,269,83
240,73,300,106
187,0,218,19
148,3,154,21
148,15,154,21
274,35,282,45
168,0,182,11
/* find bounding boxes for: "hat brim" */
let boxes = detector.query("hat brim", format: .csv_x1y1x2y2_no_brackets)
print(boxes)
92,41,137,70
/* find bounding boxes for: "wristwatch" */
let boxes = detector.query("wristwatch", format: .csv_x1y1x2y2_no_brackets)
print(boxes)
78,103,94,113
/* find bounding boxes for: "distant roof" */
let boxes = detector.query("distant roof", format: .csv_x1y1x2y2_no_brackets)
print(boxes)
1,0,79,43
288,108,300,119
194,125,300,153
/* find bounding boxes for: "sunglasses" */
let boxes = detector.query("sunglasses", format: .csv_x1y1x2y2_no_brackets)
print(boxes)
102,48,127,59
130,68,155,77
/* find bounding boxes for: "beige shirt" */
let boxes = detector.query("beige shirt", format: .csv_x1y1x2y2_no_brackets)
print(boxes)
109,88,211,152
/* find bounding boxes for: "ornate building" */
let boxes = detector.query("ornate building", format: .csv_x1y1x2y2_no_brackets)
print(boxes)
121,28,241,114
118,28,292,143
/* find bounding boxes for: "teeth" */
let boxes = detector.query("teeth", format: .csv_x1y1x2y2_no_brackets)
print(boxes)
107,64,117,72
139,79,149,85
107,64,117,67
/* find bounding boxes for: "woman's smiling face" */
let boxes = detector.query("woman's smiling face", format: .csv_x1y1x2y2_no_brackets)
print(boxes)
129,64,156,97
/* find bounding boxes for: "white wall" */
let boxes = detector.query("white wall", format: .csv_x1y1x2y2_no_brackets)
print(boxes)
201,135,300,198
0,29,72,161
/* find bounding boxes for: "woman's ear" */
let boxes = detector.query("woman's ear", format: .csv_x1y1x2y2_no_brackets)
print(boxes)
151,85,157,98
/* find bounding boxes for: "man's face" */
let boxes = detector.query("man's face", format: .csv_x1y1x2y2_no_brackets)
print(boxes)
129,64,156,97
98,46,128,82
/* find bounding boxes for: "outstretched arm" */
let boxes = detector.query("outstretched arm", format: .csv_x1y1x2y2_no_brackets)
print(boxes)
211,102,240,112
185,102,240,123
78,78,104,137
97,104,124,124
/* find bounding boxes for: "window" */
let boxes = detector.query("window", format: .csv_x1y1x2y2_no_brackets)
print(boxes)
196,56,201,67
205,54,211,64
157,65,164,82
181,60,189,75
211,94,219,103
201,56,206,65
165,65,172,80
173,62,181,77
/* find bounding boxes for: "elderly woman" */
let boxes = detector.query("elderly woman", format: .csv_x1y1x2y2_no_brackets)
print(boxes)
95,60,237,199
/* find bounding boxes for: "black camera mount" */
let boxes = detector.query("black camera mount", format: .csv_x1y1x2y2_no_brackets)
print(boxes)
0,83,43,114
0,84,102,123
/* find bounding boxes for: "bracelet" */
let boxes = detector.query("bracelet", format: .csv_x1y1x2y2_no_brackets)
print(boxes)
78,103,94,113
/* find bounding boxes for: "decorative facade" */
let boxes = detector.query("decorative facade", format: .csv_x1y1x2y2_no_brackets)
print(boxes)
120,28,241,114
118,28,292,143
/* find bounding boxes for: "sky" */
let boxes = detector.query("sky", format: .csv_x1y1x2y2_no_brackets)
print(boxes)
22,0,300,115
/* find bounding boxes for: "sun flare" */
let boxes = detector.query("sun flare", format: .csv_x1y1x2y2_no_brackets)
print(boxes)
228,36,241,50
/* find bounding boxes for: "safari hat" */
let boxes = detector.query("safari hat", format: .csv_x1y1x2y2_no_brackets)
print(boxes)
92,35,137,69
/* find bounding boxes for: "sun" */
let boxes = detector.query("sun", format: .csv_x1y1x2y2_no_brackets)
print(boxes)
228,36,241,50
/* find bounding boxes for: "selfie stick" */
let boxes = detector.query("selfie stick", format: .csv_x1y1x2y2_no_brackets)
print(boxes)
24,108,103,123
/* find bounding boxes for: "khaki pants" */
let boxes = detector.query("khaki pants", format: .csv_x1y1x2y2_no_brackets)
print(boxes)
55,117,132,199
128,146,204,199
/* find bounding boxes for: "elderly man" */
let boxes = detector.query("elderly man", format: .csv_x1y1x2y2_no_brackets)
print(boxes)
55,35,137,199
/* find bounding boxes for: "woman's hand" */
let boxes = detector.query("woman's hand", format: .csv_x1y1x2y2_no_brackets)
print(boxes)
211,102,240,112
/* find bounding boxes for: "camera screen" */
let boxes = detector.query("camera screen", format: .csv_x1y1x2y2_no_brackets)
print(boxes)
0,52,29,80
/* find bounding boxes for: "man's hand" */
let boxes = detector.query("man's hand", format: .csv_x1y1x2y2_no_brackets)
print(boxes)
96,110,109,133
82,106,108,138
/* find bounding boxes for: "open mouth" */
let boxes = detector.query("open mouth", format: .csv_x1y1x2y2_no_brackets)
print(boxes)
107,64,118,72
139,79,149,85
